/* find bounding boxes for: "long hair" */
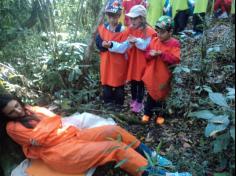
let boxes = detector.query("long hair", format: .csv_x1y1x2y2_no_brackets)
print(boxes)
0,95,26,164
139,16,150,38
0,94,39,129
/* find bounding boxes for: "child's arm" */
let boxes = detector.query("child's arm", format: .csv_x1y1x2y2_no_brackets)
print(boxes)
145,40,181,65
108,41,131,54
96,34,108,52
161,48,180,65
134,37,152,51
161,40,181,65
145,45,161,60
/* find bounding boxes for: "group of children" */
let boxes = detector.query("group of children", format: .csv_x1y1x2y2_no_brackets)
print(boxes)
96,0,181,125
120,0,235,36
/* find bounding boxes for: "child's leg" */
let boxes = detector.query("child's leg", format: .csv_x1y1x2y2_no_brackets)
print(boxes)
193,13,206,33
144,94,156,118
114,85,125,106
153,101,166,117
131,81,138,101
102,85,114,104
136,81,145,103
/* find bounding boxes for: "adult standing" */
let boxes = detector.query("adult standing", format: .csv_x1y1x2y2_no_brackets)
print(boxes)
147,0,166,27
193,0,209,35
170,0,190,34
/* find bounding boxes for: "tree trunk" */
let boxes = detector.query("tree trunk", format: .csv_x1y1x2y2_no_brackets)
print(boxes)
83,0,109,64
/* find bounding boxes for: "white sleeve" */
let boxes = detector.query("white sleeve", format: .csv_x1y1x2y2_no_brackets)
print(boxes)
109,41,131,54
135,37,152,51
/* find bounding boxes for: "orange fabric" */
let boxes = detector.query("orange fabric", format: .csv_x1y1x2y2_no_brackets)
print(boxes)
142,38,180,101
26,159,84,176
127,26,157,82
98,25,128,87
6,106,147,176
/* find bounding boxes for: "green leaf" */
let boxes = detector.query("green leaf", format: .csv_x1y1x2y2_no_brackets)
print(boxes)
156,140,163,154
144,151,154,167
136,166,147,172
205,122,229,137
213,133,231,153
115,159,128,168
189,110,216,120
208,115,230,125
230,127,235,141
124,140,138,150
105,146,121,153
209,93,229,108
116,134,123,143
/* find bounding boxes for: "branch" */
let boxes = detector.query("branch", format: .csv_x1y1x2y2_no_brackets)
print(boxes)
83,0,109,64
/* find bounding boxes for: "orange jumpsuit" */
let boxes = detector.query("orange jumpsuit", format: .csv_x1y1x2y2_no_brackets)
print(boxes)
142,37,180,101
98,24,128,87
6,106,148,176
127,26,157,82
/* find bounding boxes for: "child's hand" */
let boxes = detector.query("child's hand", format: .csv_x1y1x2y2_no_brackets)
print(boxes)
102,41,111,48
149,50,162,57
128,36,137,44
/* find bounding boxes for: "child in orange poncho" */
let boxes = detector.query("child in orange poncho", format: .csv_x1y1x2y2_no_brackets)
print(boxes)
96,0,128,110
126,5,157,113
141,16,180,124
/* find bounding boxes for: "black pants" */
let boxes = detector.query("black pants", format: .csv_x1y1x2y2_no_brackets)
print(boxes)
144,94,166,117
174,10,189,34
193,13,206,33
102,85,125,105
131,81,145,103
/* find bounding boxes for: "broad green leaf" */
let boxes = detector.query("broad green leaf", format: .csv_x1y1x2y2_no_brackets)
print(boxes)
115,159,128,168
213,133,231,153
189,110,216,120
205,123,229,137
209,93,229,108
226,88,235,96
208,115,230,125
230,127,235,141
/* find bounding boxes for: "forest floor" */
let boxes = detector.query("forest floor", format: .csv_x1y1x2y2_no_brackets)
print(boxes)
70,18,235,176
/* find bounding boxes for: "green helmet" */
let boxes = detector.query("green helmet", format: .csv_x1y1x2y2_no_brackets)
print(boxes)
155,16,175,31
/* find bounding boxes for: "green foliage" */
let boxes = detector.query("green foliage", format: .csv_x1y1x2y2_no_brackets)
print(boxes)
189,88,235,174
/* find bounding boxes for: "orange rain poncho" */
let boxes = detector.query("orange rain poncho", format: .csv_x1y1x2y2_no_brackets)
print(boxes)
126,26,157,82
98,24,128,87
6,106,148,176
142,37,180,101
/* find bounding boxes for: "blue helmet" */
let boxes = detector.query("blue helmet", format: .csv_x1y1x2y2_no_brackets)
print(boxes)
105,0,123,14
